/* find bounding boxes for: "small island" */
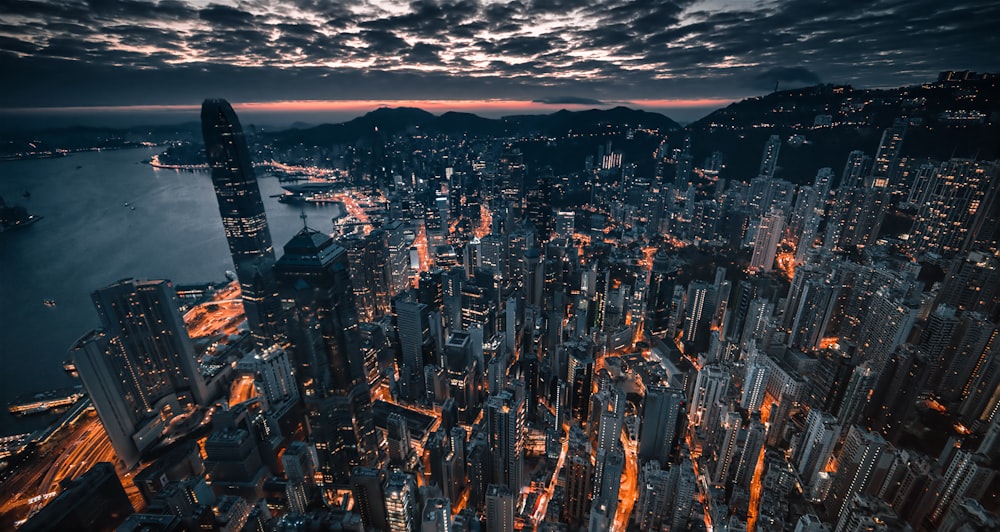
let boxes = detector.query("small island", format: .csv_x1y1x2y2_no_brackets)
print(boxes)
0,195,41,232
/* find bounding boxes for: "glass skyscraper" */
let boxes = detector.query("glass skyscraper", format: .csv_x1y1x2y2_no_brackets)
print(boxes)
201,98,281,349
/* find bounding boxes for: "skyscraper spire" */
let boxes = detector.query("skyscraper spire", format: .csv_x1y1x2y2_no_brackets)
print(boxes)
201,98,282,349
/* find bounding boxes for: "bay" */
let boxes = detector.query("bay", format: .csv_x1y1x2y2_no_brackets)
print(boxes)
0,147,342,435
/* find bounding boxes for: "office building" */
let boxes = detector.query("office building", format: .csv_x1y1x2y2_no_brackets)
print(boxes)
485,389,525,493
202,99,281,349
385,471,418,532
639,385,685,466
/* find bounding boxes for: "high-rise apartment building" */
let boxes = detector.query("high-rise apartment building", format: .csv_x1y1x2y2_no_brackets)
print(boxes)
485,484,515,532
749,209,785,272
759,135,782,179
908,159,998,257
74,279,209,467
384,471,418,532
825,426,891,521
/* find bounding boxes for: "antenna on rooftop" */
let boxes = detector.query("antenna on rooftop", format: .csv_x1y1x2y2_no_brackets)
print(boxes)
300,208,308,229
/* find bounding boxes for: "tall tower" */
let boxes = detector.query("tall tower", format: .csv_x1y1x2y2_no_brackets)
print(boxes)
350,467,388,531
929,450,996,525
908,159,998,257
394,299,433,402
646,252,678,340
841,150,872,189
690,364,730,427
341,229,392,322
201,99,281,349
793,409,839,489
275,227,378,483
871,119,907,184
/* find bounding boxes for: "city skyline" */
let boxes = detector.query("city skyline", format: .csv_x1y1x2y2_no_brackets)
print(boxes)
1,3,999,530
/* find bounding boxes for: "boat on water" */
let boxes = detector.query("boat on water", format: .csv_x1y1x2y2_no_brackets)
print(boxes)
43,298,56,307
7,386,85,416
63,358,78,378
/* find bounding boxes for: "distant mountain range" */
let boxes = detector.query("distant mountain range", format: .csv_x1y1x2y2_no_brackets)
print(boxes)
264,106,683,147
3,74,997,167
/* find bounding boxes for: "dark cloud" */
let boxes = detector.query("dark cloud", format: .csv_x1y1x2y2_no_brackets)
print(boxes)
198,4,255,28
0,0,996,108
0,35,40,54
361,29,409,54
404,42,445,64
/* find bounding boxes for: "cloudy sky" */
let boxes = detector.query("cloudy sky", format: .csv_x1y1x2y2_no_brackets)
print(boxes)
1,0,997,119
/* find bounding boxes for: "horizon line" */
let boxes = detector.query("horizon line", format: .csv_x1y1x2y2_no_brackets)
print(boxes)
0,98,736,115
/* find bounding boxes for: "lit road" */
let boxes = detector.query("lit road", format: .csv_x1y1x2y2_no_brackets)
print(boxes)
613,427,638,531
684,426,714,531
0,411,142,527
330,189,379,235
533,422,570,524
184,281,246,340
747,395,774,532
230,374,259,405
264,160,337,178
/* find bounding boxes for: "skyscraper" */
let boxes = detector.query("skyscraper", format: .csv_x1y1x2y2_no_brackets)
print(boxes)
201,98,281,349
749,209,784,272
394,299,433,402
793,409,839,489
71,330,144,468
75,279,210,467
841,150,872,189
690,364,730,427
871,119,907,184
908,159,998,257
645,252,678,340
638,385,686,466
485,389,525,493
350,467,388,531
825,426,891,521
275,227,378,483
92,278,209,408
341,229,392,322
384,471,418,532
